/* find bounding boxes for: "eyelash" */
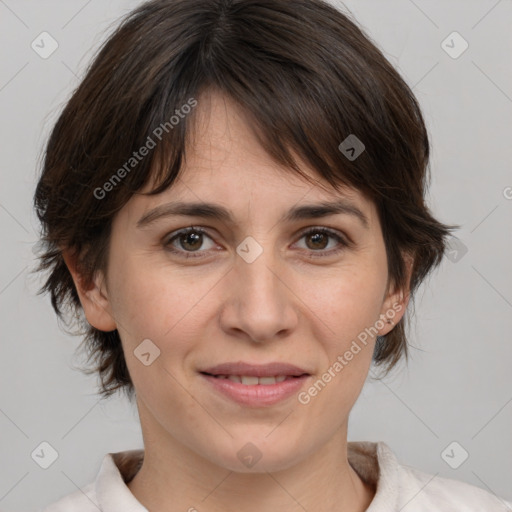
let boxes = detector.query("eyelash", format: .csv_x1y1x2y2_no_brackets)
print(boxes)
162,226,352,260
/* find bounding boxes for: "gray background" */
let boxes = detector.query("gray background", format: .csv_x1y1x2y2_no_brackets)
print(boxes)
0,0,511,510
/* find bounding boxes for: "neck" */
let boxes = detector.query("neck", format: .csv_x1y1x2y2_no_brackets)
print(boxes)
127,407,375,512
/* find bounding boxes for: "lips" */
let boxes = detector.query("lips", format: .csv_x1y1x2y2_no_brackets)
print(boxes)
200,368,311,407
199,361,310,379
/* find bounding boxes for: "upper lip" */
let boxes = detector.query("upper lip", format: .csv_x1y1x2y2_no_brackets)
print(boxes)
200,361,310,377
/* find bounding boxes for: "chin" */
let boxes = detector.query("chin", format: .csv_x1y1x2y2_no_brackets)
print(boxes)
204,435,306,474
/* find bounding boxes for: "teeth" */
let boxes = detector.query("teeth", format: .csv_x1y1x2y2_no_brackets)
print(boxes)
259,376,278,385
214,375,292,385
241,376,259,385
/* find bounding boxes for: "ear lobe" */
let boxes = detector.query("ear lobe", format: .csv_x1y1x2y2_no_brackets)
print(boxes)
377,252,414,336
61,248,117,332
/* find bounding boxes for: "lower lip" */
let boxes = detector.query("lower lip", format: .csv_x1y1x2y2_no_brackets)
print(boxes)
200,374,310,407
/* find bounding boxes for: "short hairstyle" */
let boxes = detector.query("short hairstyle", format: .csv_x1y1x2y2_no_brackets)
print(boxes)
33,0,458,401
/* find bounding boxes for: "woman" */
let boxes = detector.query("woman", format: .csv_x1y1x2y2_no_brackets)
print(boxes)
33,0,511,510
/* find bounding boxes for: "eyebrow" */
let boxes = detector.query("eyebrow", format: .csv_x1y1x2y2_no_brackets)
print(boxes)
136,199,370,230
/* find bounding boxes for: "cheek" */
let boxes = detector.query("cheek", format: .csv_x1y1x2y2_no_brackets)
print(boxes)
301,275,381,420
108,253,217,345
296,264,386,345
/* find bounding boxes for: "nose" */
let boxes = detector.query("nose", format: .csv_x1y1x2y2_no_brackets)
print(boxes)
218,244,299,343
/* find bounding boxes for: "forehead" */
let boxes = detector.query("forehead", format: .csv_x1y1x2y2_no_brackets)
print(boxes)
129,89,378,230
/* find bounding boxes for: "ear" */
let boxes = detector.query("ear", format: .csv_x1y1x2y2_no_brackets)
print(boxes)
377,252,414,336
61,248,117,332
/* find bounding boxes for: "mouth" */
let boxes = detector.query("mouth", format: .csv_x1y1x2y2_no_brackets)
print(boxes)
199,373,306,385
199,361,311,378
198,361,312,406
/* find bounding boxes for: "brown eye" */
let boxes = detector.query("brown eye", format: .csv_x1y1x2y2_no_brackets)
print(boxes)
305,231,330,250
178,231,203,251
164,227,216,258
295,227,349,257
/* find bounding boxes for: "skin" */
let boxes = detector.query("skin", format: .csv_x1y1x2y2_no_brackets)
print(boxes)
64,89,412,512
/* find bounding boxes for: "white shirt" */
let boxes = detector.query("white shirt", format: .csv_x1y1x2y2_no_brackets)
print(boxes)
39,441,512,511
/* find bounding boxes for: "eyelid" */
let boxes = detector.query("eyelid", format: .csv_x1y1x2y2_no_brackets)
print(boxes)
297,225,353,245
295,226,353,256
162,226,218,249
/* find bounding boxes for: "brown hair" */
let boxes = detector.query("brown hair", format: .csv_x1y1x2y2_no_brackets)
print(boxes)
33,0,458,401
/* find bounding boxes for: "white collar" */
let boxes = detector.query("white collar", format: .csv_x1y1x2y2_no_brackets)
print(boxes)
93,441,392,511
49,441,510,511
95,448,147,511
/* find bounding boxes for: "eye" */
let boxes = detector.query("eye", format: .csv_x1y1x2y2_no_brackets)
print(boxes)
163,226,351,260
294,227,350,257
163,227,218,259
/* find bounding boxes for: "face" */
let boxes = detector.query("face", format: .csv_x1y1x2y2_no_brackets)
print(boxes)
70,89,409,473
